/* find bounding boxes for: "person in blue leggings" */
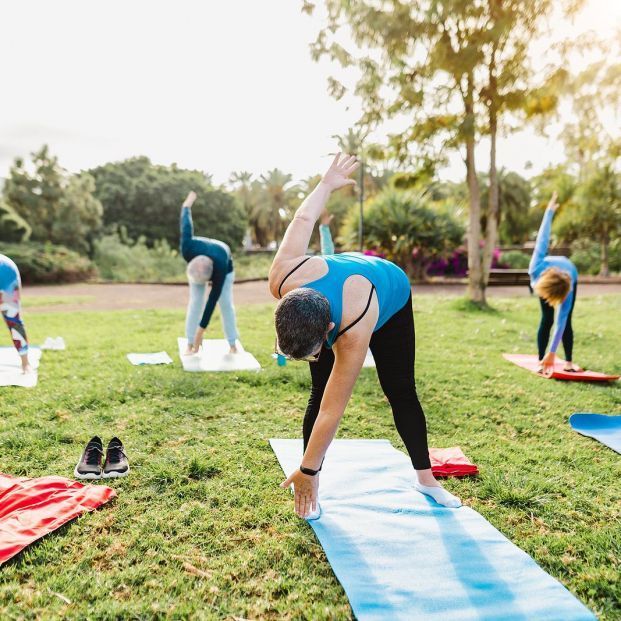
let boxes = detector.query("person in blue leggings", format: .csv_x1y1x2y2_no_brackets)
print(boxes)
180,191,240,355
269,154,461,519
529,192,580,375
0,254,31,373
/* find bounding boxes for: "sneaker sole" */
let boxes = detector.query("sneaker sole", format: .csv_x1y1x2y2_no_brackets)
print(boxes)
102,466,130,479
74,466,101,480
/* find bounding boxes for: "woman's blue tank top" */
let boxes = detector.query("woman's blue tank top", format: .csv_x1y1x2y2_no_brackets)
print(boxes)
0,254,20,292
302,253,410,347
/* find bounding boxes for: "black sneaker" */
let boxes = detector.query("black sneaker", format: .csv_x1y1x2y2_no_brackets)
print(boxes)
102,437,130,478
74,436,104,480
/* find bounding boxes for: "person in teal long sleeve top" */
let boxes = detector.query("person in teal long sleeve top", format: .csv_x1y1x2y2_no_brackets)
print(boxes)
180,191,240,354
319,210,335,255
528,192,580,374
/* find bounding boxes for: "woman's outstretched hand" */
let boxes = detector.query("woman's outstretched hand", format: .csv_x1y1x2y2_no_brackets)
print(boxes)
183,191,197,209
320,209,334,226
281,468,319,519
321,153,360,192
547,191,559,212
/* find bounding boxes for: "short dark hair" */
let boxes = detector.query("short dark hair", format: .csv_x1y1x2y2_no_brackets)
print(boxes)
275,288,331,359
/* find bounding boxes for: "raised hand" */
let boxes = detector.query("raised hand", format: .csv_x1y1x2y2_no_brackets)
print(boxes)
547,191,559,212
321,153,360,192
320,209,334,226
183,191,198,209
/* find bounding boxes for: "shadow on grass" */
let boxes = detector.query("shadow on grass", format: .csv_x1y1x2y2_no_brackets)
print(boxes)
449,297,501,315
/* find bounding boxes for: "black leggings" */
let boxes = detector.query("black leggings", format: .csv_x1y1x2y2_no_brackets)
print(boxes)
537,285,577,361
302,296,431,470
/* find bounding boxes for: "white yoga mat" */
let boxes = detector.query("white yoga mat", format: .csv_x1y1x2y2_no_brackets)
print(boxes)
127,351,173,366
270,439,595,621
41,336,66,351
177,338,261,372
362,349,375,368
0,347,42,388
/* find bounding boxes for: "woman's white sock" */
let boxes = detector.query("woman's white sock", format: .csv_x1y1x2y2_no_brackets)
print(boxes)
415,482,462,508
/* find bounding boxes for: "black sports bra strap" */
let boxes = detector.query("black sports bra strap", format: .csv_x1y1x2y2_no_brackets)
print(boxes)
335,284,376,340
277,256,312,298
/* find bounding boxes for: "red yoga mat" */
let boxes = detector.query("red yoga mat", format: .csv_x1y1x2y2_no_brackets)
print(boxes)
429,447,479,478
0,473,116,565
503,353,619,382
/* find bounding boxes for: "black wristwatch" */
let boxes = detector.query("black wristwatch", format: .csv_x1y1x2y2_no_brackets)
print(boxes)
300,465,321,476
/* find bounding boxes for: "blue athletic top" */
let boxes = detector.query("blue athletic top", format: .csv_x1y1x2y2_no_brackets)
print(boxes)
528,208,578,353
301,253,411,348
0,254,20,293
180,206,233,329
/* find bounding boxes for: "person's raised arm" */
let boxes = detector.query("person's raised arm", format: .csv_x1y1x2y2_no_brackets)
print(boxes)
529,192,559,275
180,191,197,249
549,287,574,355
319,210,335,255
273,154,358,265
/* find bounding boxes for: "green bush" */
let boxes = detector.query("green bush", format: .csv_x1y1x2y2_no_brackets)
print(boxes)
499,250,530,269
343,188,464,278
570,240,621,276
0,242,95,284
0,201,31,242
93,232,185,282
233,252,274,281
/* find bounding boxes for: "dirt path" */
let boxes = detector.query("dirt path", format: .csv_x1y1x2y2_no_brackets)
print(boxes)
22,281,621,313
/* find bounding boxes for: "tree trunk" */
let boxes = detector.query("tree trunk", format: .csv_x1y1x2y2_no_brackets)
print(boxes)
482,45,499,289
464,76,485,304
600,234,609,277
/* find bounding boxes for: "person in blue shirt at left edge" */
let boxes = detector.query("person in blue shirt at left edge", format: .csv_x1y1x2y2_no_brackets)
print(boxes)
180,191,241,355
529,191,581,376
0,254,31,373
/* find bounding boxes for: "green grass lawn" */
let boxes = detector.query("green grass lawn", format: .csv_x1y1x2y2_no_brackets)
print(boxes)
1,295,620,620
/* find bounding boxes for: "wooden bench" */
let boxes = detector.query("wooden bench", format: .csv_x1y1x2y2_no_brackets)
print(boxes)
488,269,530,286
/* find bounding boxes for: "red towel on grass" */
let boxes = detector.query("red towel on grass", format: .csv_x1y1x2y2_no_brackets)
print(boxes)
429,447,479,478
0,473,116,565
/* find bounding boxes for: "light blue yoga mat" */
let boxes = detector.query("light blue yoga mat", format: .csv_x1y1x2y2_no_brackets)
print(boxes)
570,413,621,454
270,439,595,621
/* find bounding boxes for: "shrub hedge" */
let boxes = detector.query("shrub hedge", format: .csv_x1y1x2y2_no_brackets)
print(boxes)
0,242,96,284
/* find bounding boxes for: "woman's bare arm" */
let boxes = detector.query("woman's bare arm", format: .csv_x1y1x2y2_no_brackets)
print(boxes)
268,154,359,293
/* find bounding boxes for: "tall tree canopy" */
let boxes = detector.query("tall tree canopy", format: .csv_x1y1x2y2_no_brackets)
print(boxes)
89,157,247,250
306,0,579,304
3,145,102,253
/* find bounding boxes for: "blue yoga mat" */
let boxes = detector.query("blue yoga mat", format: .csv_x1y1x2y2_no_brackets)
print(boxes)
271,439,595,621
570,413,621,454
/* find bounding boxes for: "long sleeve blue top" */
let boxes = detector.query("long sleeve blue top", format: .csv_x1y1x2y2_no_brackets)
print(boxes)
180,206,233,329
319,224,335,255
528,208,578,353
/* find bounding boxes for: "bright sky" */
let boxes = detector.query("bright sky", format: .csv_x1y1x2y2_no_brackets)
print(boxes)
1,0,619,186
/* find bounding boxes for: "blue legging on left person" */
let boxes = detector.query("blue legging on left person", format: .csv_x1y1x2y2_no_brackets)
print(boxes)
185,271,239,346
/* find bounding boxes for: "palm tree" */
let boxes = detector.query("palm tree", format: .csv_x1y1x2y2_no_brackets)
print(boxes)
332,129,369,250
252,169,298,247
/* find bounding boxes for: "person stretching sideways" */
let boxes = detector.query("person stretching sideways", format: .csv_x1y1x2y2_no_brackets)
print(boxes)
269,154,461,519
180,191,240,355
529,192,580,376
0,254,31,373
